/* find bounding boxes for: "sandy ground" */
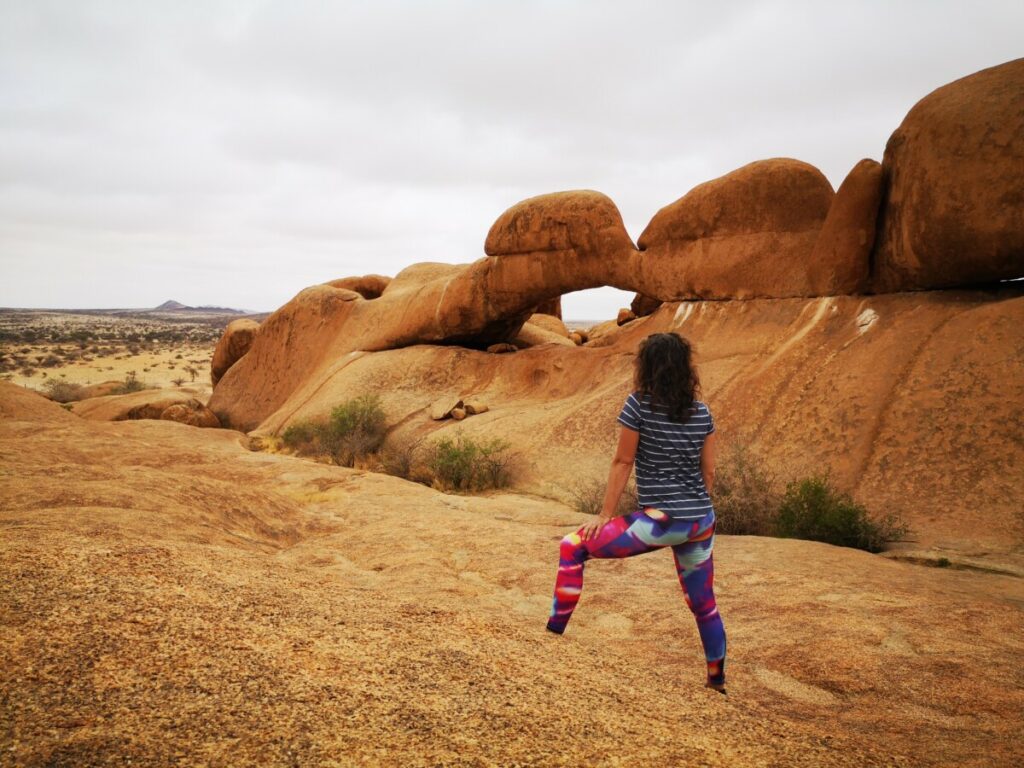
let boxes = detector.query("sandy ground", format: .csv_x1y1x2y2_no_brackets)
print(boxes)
5,344,214,391
2,386,1023,767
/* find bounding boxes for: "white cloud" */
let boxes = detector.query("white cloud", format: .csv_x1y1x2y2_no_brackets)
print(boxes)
1,0,1022,318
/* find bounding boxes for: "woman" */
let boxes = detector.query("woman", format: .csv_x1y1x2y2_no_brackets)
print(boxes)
545,332,726,692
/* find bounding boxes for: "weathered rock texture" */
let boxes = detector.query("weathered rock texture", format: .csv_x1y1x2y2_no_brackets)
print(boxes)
808,158,883,293
244,288,1024,559
324,273,391,299
630,293,662,317
74,388,207,422
873,58,1024,291
534,297,562,318
160,399,221,428
2,384,1023,766
514,322,575,349
211,318,261,386
637,159,836,299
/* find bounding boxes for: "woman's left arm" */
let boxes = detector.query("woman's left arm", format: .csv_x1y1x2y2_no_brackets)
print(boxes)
581,426,639,541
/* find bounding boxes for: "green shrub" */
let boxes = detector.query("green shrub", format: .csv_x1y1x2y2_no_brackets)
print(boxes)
712,444,781,536
570,477,638,517
42,379,85,403
776,475,907,553
425,433,516,492
281,394,387,467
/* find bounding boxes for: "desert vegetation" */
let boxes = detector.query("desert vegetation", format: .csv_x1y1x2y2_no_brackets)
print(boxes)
282,394,388,467
422,433,517,492
280,395,519,493
713,444,907,552
0,308,248,392
570,477,639,517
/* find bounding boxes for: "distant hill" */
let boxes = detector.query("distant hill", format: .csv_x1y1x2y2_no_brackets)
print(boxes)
153,300,248,315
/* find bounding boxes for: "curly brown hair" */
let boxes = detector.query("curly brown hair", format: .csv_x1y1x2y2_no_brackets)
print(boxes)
633,332,700,423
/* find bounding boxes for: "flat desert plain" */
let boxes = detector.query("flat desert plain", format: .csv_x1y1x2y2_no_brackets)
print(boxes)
0,308,258,397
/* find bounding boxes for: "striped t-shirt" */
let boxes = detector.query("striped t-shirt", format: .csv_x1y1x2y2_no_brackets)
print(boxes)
616,392,716,520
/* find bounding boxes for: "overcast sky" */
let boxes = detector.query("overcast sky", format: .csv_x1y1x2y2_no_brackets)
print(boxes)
1,1,1021,319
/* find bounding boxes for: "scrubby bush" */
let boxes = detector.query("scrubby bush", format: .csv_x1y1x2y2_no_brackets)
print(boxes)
424,433,516,492
42,379,85,403
712,444,781,536
282,394,387,467
112,371,146,394
378,436,418,480
570,477,638,517
776,475,907,553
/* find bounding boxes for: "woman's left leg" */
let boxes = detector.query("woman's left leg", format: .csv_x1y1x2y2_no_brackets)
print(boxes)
671,526,726,687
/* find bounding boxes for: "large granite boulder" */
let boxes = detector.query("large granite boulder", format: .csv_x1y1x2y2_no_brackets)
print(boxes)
637,159,835,299
873,58,1024,291
484,190,635,258
211,319,261,386
807,159,884,294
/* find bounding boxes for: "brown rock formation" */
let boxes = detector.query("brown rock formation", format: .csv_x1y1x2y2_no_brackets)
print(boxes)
534,297,562,318
616,308,637,326
244,287,1024,559
637,158,835,299
211,318,261,386
873,58,1024,291
630,293,661,317
430,396,462,420
484,190,635,259
807,158,883,294
514,323,575,349
324,273,391,299
160,399,221,428
525,313,569,338
207,179,860,430
75,388,208,423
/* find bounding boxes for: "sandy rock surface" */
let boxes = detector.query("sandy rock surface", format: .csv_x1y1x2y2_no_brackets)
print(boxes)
1,388,1022,766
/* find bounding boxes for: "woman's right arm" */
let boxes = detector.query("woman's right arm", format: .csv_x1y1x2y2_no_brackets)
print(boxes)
581,426,639,541
701,431,717,495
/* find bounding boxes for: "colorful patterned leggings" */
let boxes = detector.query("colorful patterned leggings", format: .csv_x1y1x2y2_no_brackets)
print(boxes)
547,508,726,686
